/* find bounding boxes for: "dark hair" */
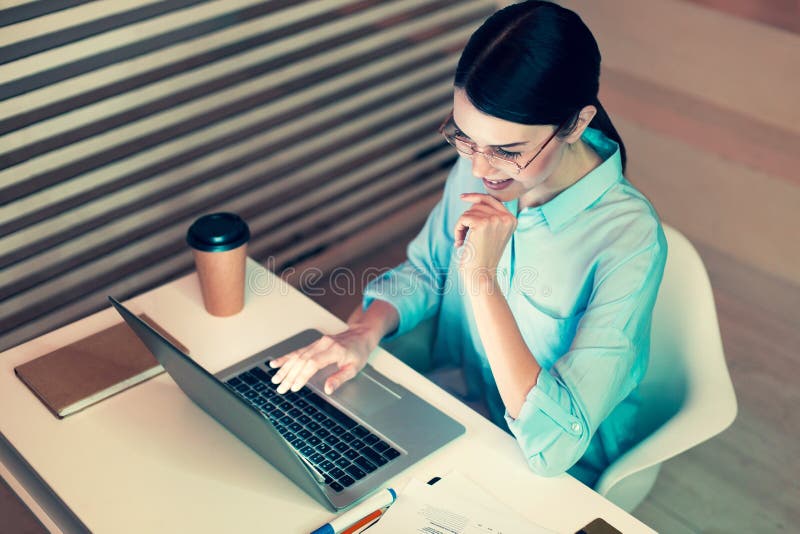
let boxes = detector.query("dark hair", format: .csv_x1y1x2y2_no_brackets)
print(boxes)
454,1,626,171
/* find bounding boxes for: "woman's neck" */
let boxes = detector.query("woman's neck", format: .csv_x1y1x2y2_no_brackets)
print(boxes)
518,139,602,211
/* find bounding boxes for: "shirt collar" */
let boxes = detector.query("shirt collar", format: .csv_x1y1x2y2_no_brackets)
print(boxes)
512,128,623,232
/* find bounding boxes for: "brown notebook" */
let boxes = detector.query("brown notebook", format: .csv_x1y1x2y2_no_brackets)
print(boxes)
15,314,188,419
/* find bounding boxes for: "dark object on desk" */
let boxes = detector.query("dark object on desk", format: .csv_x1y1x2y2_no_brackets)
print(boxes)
14,314,188,419
577,517,622,534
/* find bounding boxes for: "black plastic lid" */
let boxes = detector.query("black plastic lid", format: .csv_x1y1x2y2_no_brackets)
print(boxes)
186,212,250,252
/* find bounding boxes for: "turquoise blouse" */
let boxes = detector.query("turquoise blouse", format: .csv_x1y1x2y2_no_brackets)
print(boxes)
362,128,668,486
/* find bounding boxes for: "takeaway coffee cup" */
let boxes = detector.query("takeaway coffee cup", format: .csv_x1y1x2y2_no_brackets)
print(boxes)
186,212,250,317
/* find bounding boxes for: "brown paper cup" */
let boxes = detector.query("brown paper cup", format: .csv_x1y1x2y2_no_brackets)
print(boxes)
192,243,247,316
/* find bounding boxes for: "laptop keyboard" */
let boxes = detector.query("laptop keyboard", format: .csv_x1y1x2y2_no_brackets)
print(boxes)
225,364,401,492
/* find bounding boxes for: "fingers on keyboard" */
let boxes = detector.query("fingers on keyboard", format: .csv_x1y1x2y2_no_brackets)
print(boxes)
228,365,404,493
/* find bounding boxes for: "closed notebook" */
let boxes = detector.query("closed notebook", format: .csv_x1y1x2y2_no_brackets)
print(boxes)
15,314,188,419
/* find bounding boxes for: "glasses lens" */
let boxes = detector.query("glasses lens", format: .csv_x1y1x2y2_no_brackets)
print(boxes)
442,134,521,172
452,137,474,155
440,115,521,172
487,154,520,173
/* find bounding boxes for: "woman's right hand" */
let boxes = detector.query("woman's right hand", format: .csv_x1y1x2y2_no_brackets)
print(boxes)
268,322,381,396
270,299,399,395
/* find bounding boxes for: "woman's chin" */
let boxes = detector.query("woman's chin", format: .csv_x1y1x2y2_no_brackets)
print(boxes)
482,179,518,201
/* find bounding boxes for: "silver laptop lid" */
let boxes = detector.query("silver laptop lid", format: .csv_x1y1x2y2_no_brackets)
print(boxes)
108,297,336,510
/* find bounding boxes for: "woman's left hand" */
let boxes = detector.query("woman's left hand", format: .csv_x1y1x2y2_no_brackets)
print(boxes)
454,193,517,285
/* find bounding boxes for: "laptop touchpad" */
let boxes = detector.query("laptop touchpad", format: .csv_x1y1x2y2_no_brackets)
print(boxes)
310,365,400,417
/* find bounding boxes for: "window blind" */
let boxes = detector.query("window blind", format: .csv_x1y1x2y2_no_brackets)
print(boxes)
0,0,497,351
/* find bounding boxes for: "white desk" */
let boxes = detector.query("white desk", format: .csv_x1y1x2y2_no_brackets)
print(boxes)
0,259,654,533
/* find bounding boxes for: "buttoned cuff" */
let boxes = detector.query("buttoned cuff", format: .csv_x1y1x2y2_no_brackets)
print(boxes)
505,369,585,447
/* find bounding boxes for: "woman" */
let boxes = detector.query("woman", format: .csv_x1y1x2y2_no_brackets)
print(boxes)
269,1,667,487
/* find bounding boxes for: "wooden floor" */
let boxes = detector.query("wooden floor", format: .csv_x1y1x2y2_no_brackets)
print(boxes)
2,0,798,532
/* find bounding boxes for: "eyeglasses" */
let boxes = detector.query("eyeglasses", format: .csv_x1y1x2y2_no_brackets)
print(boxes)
438,110,566,174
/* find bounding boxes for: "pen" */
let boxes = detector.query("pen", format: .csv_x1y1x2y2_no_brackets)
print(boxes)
340,508,385,534
310,488,396,534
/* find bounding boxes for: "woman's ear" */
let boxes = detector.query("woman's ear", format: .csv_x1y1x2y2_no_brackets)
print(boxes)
565,105,597,143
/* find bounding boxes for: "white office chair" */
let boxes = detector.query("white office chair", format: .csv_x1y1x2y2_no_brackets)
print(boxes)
595,224,738,511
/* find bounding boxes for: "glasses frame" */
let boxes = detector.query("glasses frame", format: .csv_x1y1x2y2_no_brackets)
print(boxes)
438,110,568,174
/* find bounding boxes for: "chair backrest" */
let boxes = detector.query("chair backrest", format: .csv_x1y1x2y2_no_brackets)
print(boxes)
635,224,737,442
595,225,737,509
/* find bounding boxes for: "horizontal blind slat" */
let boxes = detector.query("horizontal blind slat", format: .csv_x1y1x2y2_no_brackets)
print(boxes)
0,0,208,62
0,0,93,29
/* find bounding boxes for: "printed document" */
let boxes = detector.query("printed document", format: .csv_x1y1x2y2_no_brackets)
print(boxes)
370,472,555,533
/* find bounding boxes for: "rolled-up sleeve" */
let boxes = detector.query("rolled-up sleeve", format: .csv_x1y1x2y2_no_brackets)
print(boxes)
505,223,668,477
362,160,463,340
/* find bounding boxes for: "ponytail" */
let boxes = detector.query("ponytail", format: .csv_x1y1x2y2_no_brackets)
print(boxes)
591,97,627,172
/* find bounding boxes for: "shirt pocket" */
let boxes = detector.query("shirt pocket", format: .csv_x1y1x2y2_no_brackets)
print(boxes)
508,289,582,369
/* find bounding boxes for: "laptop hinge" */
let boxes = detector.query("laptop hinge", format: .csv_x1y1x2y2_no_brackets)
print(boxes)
294,448,326,485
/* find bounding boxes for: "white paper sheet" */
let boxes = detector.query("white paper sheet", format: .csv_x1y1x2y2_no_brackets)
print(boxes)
368,472,555,534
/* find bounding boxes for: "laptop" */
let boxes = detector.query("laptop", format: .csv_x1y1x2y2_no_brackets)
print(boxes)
108,297,464,511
